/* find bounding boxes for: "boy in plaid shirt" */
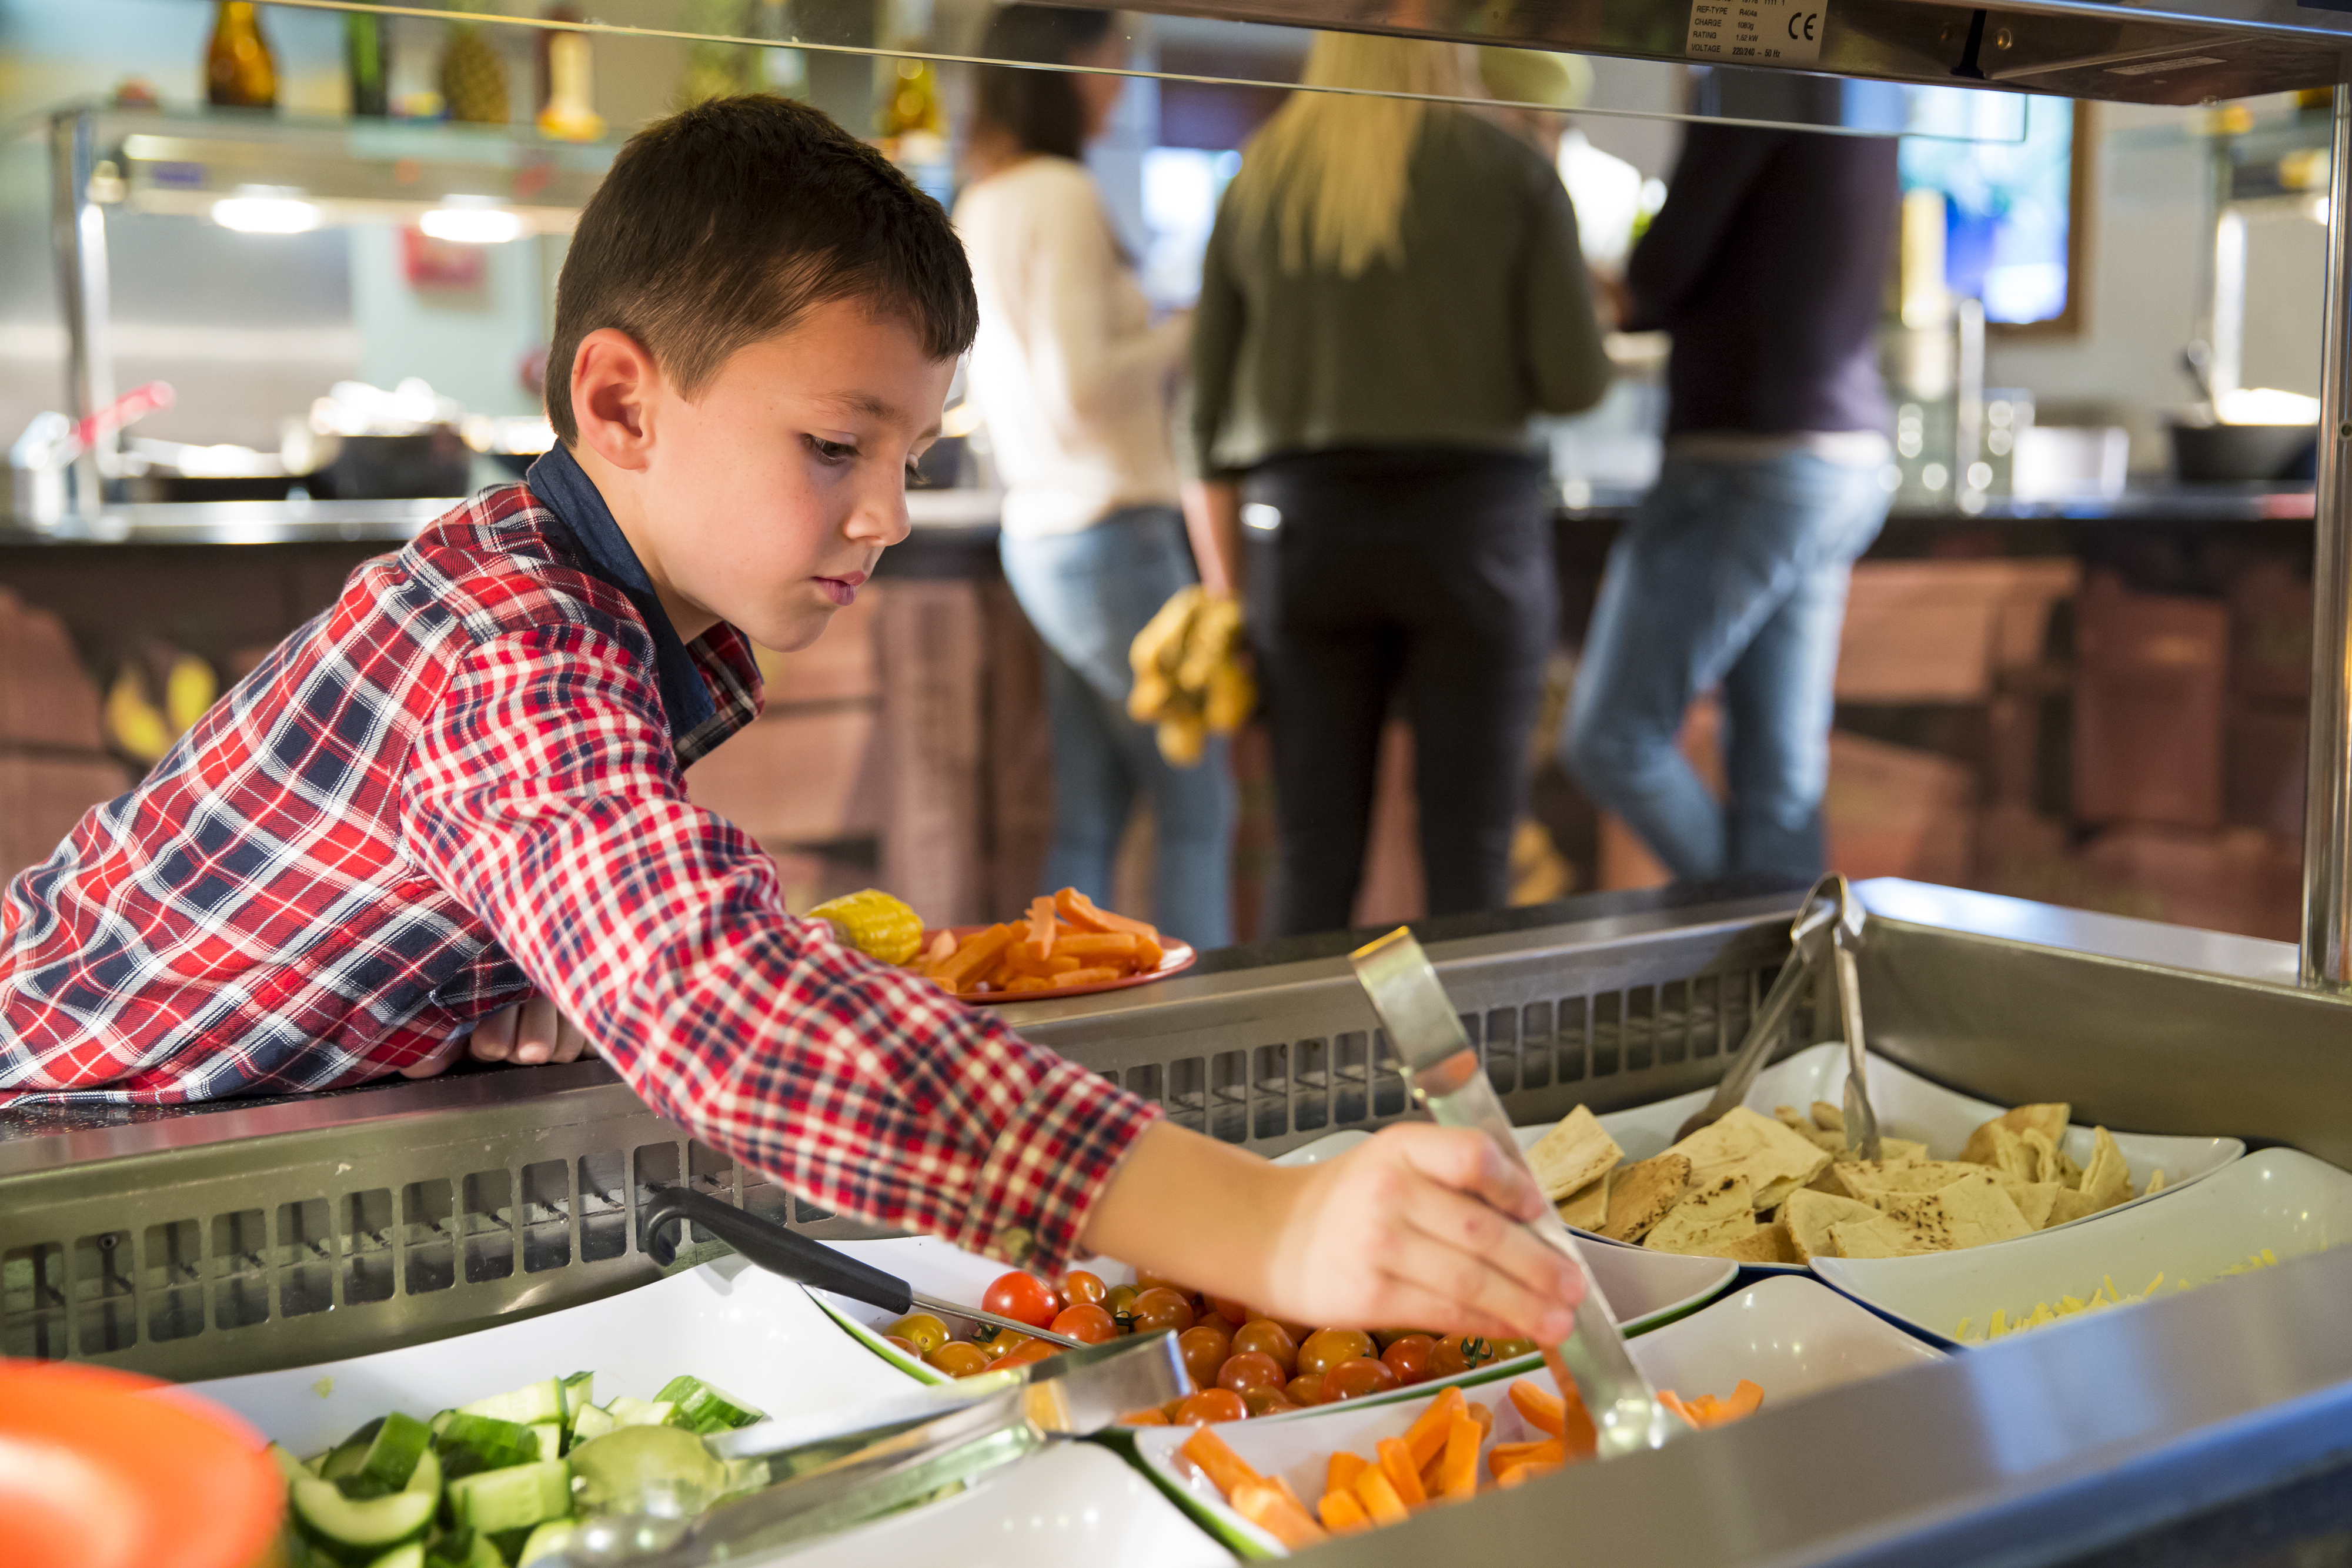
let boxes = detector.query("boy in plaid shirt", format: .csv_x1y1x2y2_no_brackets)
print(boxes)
0,97,1578,1340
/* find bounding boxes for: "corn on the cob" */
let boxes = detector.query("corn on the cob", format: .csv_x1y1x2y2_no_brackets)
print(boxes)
807,889,926,965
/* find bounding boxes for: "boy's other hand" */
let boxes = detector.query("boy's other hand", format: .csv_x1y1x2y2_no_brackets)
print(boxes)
398,992,593,1078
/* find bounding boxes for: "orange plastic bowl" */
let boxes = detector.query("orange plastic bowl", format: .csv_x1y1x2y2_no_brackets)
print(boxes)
0,1359,285,1568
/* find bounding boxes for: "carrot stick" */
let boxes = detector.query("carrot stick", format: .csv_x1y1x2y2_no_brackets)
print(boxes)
1402,1386,1467,1469
1054,932,1140,960
1054,885,1160,942
1496,1459,1563,1489
934,923,1015,992
1180,1427,1264,1499
1557,1376,1598,1461
1487,1439,1565,1479
1352,1467,1409,1526
1376,1437,1427,1509
1325,1450,1370,1495
1027,896,1057,955
1438,1413,1481,1501
1272,1474,1312,1517
1319,1490,1373,1535
1722,1379,1765,1420
1509,1379,1566,1439
1656,1389,1696,1428
1054,965,1124,987
1468,1401,1494,1436
1232,1480,1329,1550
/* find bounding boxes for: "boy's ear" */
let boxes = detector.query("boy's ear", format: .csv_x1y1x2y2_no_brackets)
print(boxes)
571,327,662,473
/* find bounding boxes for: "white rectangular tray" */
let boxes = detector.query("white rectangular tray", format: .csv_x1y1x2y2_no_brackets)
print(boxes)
1131,1273,1943,1557
1812,1146,2352,1348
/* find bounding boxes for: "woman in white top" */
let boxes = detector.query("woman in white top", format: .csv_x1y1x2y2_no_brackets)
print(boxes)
956,5,1233,948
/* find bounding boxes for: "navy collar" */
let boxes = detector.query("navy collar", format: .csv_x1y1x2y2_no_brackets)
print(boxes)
525,444,716,736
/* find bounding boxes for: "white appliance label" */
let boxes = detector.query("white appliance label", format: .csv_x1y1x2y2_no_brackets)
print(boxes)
1686,0,1828,63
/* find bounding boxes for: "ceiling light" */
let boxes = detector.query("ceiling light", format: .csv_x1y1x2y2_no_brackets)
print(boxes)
211,195,320,233
419,206,523,244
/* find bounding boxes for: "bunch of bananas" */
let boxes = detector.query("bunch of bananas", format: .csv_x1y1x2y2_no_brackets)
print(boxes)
104,650,218,766
1127,587,1255,767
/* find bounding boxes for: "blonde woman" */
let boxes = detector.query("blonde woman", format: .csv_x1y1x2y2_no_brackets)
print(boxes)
1188,35,1609,935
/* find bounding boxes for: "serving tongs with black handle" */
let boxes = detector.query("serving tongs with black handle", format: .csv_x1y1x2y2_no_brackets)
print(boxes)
640,1186,1085,1349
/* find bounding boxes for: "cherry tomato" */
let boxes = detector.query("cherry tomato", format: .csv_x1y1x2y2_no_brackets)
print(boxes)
1322,1358,1402,1402
882,1335,920,1357
1381,1333,1438,1386
1104,1284,1141,1330
983,1271,1063,1330
1371,1327,1435,1350
1202,1295,1255,1329
1241,1386,1302,1418
1285,1373,1327,1407
995,1338,1059,1370
1134,1268,1195,1298
977,1328,1031,1360
1490,1338,1539,1361
1049,1303,1119,1345
927,1341,991,1378
1120,1408,1169,1426
1428,1334,1497,1380
1177,1322,1235,1387
1129,1287,1197,1337
1297,1327,1376,1378
1231,1320,1299,1378
1174,1389,1249,1425
1061,1269,1109,1307
888,1313,950,1355
1216,1350,1288,1395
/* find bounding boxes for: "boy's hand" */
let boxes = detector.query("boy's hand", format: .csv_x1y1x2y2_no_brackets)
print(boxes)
397,992,593,1078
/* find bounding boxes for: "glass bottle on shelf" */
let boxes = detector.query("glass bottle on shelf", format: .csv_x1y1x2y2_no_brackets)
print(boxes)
346,14,389,117
205,1,278,110
535,3,583,114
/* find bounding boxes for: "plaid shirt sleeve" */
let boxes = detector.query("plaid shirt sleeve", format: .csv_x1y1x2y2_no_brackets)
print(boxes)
399,618,1161,1273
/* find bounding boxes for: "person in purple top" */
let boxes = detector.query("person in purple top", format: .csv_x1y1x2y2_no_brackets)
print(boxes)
1562,121,1902,882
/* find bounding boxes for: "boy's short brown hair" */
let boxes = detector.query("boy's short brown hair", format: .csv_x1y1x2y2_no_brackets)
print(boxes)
546,94,977,445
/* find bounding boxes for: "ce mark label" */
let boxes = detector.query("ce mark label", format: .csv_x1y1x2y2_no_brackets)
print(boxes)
1685,0,1828,63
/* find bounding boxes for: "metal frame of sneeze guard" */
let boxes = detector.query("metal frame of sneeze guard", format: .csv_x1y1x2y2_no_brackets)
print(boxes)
1349,927,1679,1459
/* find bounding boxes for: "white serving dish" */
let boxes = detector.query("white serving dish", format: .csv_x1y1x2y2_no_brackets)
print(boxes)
188,1258,921,1456
814,1234,1734,1406
1812,1146,2352,1349
1282,1043,2243,1273
1133,1274,1943,1557
776,1442,1233,1567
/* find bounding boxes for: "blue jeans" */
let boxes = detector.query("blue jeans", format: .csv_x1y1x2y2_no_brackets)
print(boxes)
999,507,1235,948
1563,450,1890,882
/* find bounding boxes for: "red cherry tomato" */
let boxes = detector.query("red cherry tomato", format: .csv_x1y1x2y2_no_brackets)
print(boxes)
927,1341,991,1378
983,1271,1063,1330
1177,1323,1235,1388
1241,1386,1302,1417
882,1335,920,1357
995,1338,1059,1370
1048,1303,1118,1345
1202,1295,1255,1329
1322,1358,1402,1402
1061,1269,1109,1308
1381,1333,1438,1386
1216,1351,1288,1395
1285,1373,1327,1407
1231,1320,1299,1378
1128,1287,1197,1337
1134,1268,1195,1298
1174,1389,1249,1424
1428,1334,1496,1380
978,1329,1031,1360
1120,1407,1170,1426
1297,1328,1376,1379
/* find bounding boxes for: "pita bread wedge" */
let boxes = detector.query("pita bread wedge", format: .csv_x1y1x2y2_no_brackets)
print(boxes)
1828,1212,1940,1258
1960,1102,2072,1166
1987,1174,2060,1229
1785,1189,1882,1261
1973,1123,2039,1183
1600,1154,1693,1243
2080,1126,2132,1211
1643,1175,1756,1256
1716,1221,1800,1265
2147,1169,2168,1195
1557,1170,1613,1231
1666,1106,1832,1212
2048,1186,2104,1226
1838,1160,1988,1205
1774,1105,1813,1134
1811,1101,1845,1133
1527,1105,1624,1202
1876,1171,2034,1252
1828,1136,1929,1170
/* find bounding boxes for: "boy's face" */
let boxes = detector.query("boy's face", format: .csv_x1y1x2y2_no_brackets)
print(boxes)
573,296,955,654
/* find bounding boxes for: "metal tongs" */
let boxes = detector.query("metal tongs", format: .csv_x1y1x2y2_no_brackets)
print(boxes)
1350,928,1680,1458
547,1331,1191,1565
1672,872,1880,1160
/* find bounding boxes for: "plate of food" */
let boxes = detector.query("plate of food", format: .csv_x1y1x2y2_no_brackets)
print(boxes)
809,885,1195,1003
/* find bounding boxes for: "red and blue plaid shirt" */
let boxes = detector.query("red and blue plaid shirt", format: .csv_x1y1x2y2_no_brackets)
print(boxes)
0,463,1158,1271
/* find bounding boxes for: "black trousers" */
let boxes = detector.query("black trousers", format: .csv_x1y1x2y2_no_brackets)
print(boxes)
1242,447,1555,936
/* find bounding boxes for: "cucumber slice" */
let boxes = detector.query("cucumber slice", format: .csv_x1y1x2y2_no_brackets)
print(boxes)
516,1520,577,1568
527,1420,564,1462
290,1476,436,1554
567,1425,726,1516
424,1534,502,1568
653,1376,767,1434
435,1413,542,1480
559,1372,596,1423
445,1459,571,1534
270,1444,312,1486
429,1412,455,1438
406,1447,442,1502
604,1396,681,1429
457,1378,564,1427
365,1544,425,1568
341,1410,432,1497
321,1417,386,1482
568,1404,616,1443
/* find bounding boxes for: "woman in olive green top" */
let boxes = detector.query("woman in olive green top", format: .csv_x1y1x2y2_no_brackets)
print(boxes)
1187,35,1610,934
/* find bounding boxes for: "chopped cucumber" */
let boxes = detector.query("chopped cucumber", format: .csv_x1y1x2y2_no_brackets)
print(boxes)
568,1403,617,1443
445,1459,572,1534
270,1444,312,1486
321,1417,386,1483
424,1534,502,1568
559,1372,596,1423
290,1476,437,1555
527,1420,564,1462
567,1425,726,1516
605,1396,682,1429
429,1411,455,1438
340,1410,432,1497
653,1375,766,1434
516,1520,577,1568
435,1413,542,1480
365,1545,425,1568
457,1378,565,1428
